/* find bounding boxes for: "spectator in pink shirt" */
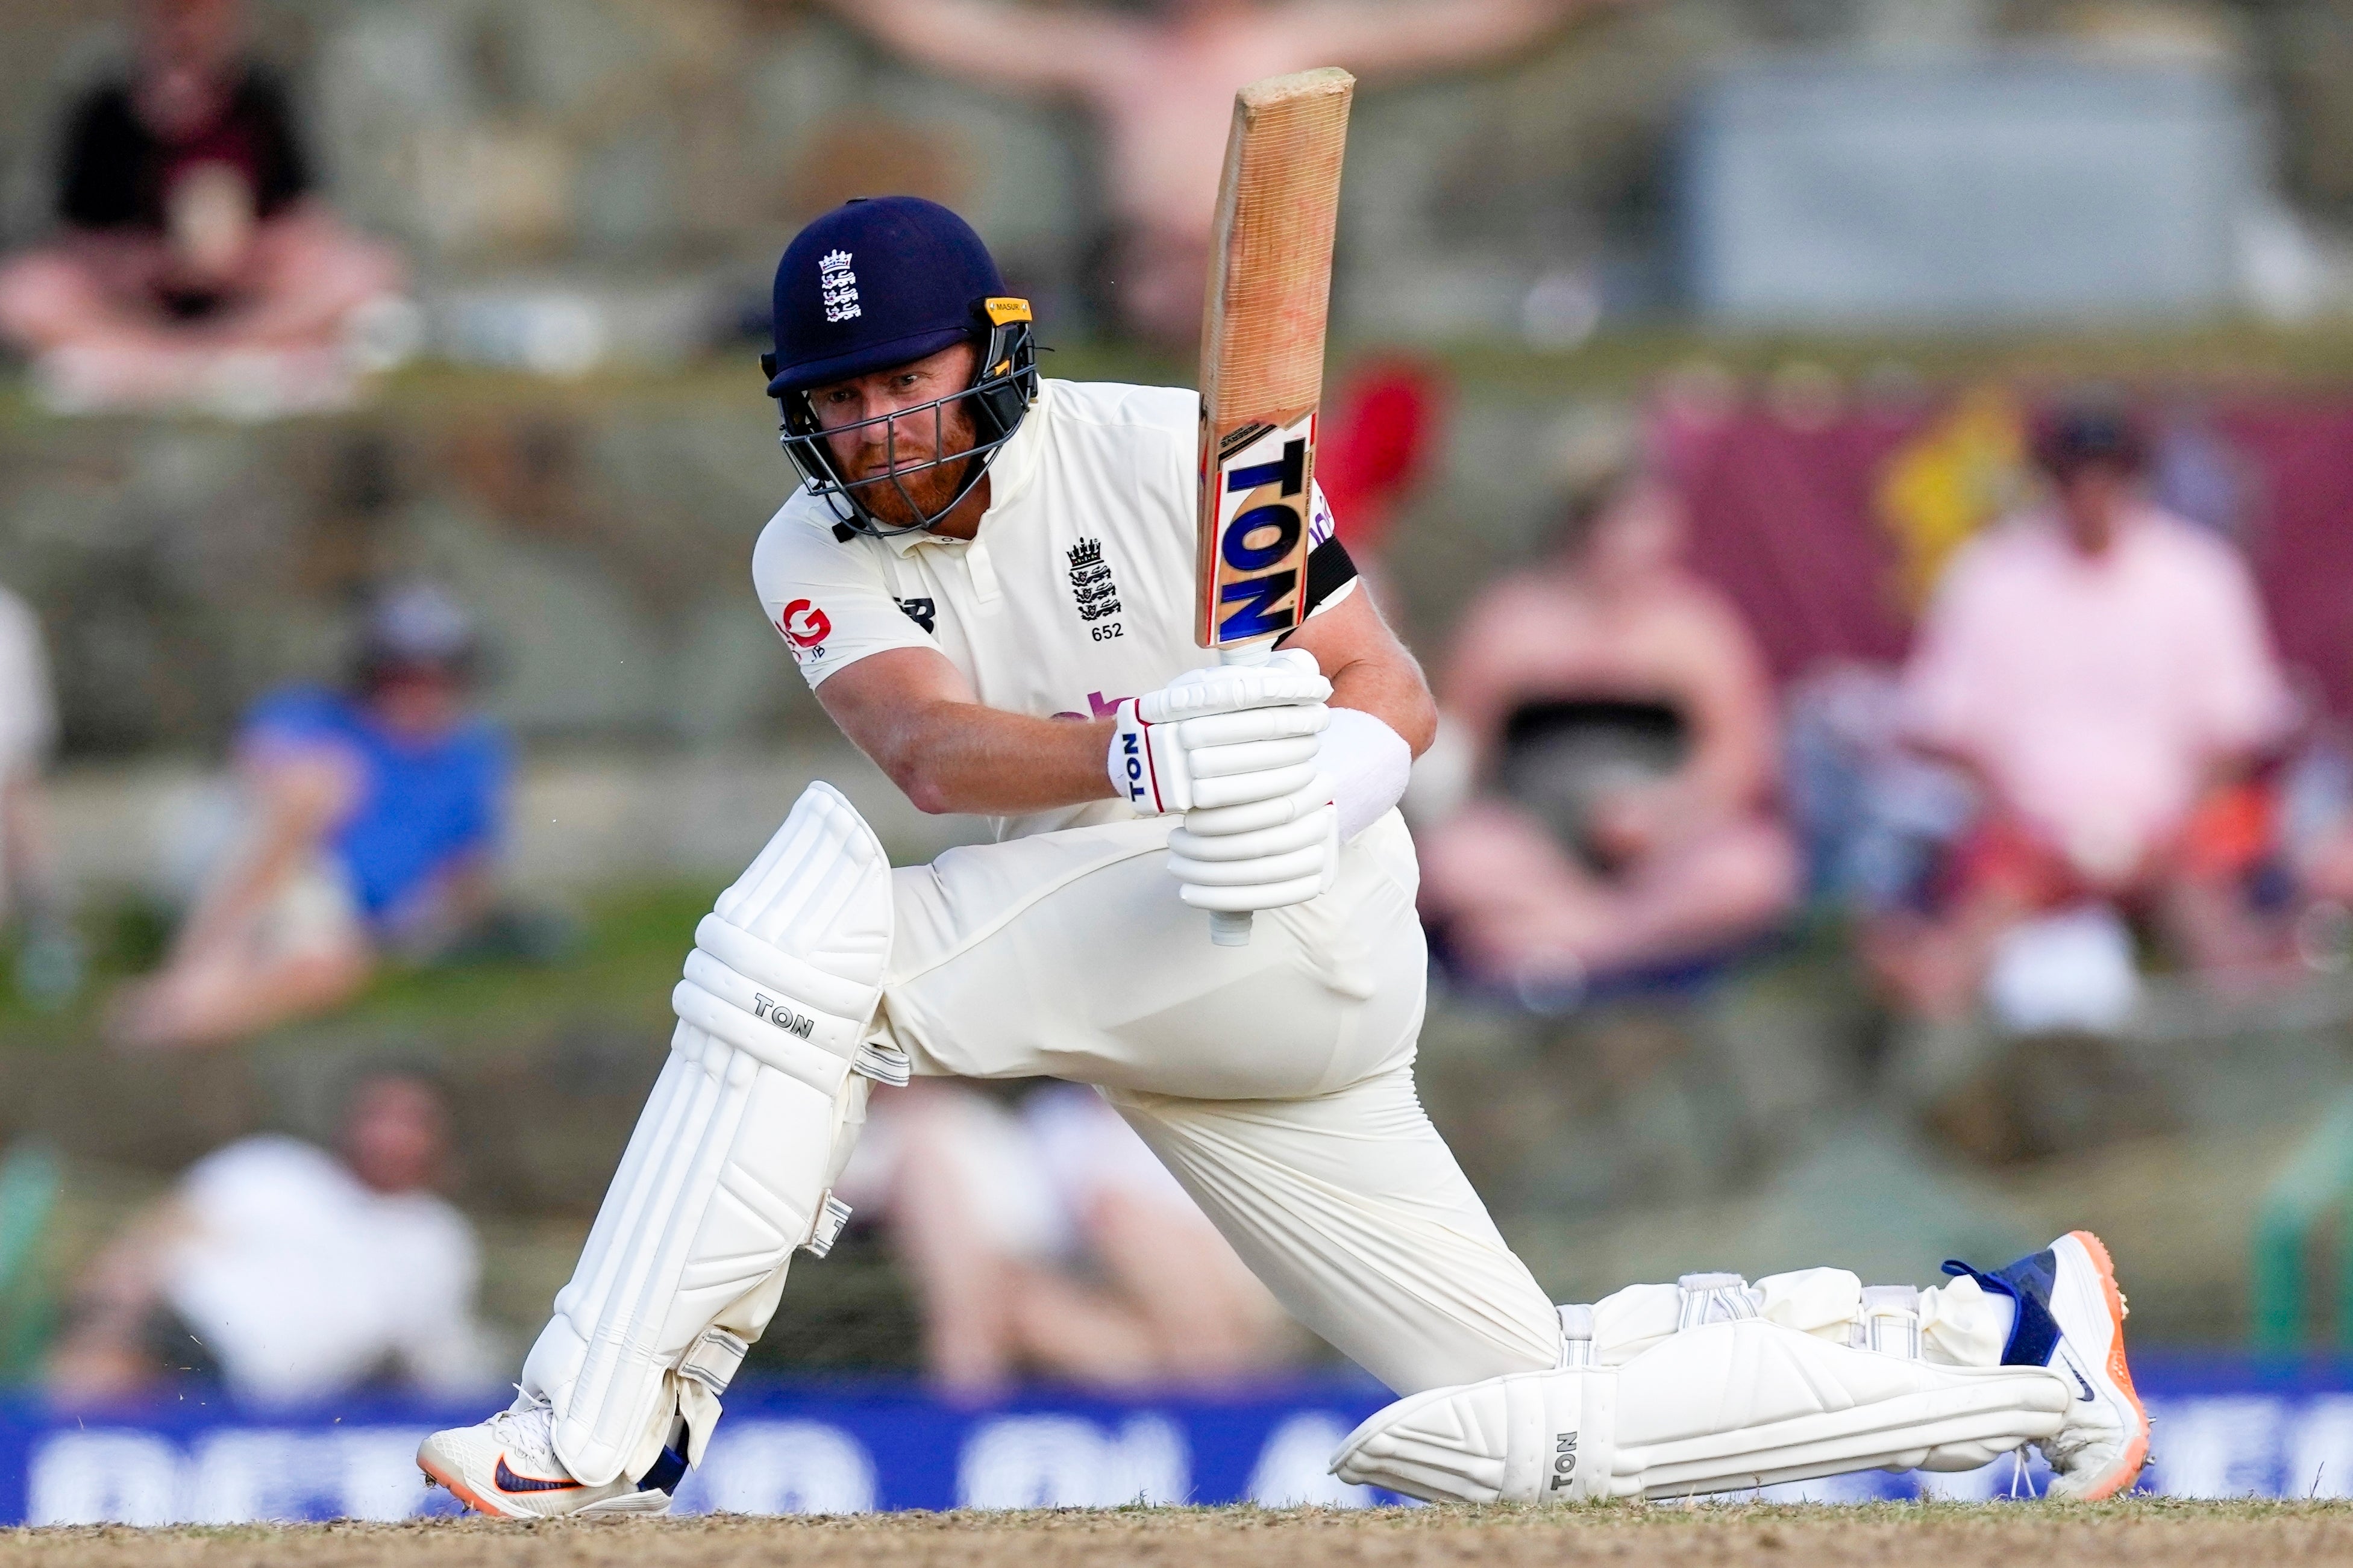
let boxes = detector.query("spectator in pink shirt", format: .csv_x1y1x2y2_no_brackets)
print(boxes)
1869,404,2296,1021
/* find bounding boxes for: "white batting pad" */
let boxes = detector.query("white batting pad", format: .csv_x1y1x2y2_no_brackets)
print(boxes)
1332,1319,2070,1504
1331,1351,1616,1504
522,782,894,1488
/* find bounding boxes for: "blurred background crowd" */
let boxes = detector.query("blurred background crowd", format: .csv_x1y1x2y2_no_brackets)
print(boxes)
6,0,2353,1412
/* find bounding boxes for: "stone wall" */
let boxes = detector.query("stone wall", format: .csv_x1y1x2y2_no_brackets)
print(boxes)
0,349,1645,761
0,373,803,755
4,1,2336,337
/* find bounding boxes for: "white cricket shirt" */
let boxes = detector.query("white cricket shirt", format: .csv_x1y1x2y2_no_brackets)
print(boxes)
753,378,1349,841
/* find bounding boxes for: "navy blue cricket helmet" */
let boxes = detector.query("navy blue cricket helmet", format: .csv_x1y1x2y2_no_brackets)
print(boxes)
761,197,1038,537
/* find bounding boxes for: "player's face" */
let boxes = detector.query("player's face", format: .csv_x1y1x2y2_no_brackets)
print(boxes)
809,343,983,531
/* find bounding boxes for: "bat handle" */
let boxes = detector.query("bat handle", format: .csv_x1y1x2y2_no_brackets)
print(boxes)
1206,642,1276,947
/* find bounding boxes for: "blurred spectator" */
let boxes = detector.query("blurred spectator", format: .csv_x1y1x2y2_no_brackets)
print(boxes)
46,1069,495,1407
1866,404,2296,1023
823,0,1608,344
1416,463,1799,1004
836,1081,1297,1398
1315,356,1448,576
0,583,78,1008
106,586,510,1051
0,0,408,416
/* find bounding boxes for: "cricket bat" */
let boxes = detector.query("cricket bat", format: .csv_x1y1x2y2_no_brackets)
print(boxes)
1195,66,1355,945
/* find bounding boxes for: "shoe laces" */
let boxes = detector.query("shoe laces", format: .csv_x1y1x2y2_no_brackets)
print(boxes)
487,1386,562,1469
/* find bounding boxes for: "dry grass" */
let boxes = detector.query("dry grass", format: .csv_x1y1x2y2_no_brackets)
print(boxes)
10,1501,2353,1568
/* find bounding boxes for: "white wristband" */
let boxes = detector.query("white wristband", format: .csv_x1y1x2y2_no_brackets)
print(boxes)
1320,707,1412,842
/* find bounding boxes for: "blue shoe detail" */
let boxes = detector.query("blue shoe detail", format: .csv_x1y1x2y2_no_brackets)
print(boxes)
494,1456,583,1495
637,1443,688,1495
1941,1249,2063,1368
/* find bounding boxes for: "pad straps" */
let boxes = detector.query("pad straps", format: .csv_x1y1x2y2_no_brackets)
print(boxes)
1558,1304,1595,1369
1853,1285,1922,1358
1676,1272,1761,1330
677,1328,750,1398
686,915,909,1086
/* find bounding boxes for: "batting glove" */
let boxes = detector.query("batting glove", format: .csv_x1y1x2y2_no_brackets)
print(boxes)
1110,652,1332,816
1167,778,1339,913
1136,648,1330,725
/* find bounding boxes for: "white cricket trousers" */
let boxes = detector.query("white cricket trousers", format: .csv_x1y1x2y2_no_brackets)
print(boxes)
865,809,1567,1396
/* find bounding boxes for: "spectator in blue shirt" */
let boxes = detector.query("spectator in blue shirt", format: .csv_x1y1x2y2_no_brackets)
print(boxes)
108,585,509,1051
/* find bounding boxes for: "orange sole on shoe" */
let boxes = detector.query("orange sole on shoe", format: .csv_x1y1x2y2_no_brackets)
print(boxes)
418,1457,518,1519
2066,1228,2150,1500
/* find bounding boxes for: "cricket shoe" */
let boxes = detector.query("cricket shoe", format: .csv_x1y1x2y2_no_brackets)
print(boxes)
1944,1229,2148,1500
417,1388,684,1518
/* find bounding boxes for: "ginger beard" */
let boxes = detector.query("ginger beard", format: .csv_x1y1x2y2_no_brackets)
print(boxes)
815,344,984,534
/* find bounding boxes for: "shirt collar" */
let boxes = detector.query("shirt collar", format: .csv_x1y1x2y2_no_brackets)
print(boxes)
878,380,1051,557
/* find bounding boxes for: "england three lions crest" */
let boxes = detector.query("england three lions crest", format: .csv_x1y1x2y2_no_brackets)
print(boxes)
818,249,861,323
1067,537,1121,622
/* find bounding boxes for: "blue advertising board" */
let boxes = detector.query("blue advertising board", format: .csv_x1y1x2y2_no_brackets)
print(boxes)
7,1356,2352,1524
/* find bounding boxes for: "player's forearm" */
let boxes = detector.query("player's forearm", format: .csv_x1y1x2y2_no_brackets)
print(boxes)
1324,648,1437,759
1283,588,1437,758
871,701,1117,816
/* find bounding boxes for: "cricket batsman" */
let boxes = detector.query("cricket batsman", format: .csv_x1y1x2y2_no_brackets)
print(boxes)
418,198,2148,1514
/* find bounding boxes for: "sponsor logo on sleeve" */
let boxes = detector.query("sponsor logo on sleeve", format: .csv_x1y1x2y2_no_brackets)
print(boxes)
777,599,832,661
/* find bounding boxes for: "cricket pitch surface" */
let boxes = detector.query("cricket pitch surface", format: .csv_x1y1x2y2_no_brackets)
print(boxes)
10,1501,2353,1567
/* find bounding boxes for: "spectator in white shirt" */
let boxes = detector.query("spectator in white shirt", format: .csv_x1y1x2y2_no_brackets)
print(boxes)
47,1070,497,1407
835,1080,1297,1397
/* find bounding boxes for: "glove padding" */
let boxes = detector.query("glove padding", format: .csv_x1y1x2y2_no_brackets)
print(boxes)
1166,777,1339,913
1110,654,1332,817
1137,648,1330,724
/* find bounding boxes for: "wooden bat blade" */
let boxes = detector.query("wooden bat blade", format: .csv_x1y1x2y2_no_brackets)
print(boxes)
1197,66,1355,651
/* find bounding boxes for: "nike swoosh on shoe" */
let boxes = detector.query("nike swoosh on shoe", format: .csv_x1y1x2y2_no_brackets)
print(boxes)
495,1455,583,1493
